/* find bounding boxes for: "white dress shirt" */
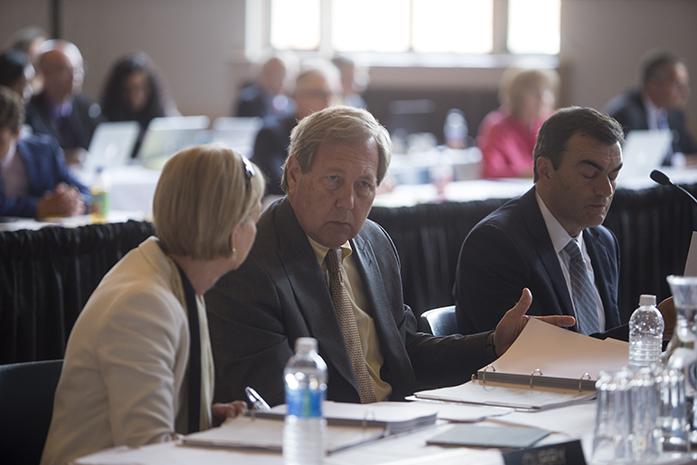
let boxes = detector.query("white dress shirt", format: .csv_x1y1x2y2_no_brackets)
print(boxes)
536,193,605,330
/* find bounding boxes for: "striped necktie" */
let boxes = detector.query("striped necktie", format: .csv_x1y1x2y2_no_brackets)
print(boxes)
325,249,377,403
563,240,601,335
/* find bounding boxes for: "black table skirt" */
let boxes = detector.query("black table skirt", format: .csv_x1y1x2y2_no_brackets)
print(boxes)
1,184,696,363
0,221,154,364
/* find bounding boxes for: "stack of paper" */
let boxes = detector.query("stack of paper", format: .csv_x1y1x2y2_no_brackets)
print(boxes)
259,401,438,434
182,416,385,454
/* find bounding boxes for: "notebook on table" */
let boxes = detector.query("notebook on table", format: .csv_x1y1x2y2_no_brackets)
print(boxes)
257,400,438,434
426,424,550,449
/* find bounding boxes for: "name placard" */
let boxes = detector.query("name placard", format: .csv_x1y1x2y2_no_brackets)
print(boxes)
502,439,586,465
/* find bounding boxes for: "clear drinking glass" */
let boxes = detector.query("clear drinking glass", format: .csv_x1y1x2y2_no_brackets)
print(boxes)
592,369,633,463
657,367,690,453
629,367,662,460
665,275,697,446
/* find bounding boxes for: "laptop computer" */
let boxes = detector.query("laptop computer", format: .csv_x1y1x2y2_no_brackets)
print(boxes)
137,116,210,169
84,121,140,173
618,129,672,181
210,117,262,157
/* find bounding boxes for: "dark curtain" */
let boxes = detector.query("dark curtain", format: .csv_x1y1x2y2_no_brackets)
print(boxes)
0,221,154,364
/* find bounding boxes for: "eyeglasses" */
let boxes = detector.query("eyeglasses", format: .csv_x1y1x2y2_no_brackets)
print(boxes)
241,155,255,189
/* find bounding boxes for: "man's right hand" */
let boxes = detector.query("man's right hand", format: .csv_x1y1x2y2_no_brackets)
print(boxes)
37,183,85,218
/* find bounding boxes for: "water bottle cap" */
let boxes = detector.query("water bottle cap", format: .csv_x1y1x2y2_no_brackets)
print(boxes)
295,337,317,353
639,294,656,306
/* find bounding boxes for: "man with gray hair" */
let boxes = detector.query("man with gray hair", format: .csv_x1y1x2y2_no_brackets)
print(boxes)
251,59,340,195
207,106,574,405
25,40,102,164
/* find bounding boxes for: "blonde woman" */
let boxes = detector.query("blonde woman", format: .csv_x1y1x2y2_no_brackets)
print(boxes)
478,68,558,179
41,145,264,465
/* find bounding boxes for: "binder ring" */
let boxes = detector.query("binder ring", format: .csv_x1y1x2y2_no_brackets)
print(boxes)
529,368,543,389
479,365,496,385
578,372,592,392
472,365,496,390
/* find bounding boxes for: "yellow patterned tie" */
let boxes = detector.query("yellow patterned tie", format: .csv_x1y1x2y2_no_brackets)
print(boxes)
325,249,377,403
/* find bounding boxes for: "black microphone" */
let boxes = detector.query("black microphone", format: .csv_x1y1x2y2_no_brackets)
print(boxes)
650,169,697,205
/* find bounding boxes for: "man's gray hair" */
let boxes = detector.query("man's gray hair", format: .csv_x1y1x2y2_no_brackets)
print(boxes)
281,106,391,192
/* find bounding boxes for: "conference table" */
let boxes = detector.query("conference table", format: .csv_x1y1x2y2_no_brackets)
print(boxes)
2,167,697,364
75,401,598,465
70,399,697,465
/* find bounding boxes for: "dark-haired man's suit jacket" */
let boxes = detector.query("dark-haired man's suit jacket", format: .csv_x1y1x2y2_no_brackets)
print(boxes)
206,198,496,406
606,89,697,160
454,187,621,336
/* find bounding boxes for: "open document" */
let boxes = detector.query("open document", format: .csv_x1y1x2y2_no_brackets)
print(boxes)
182,416,385,455
258,401,438,434
415,318,628,410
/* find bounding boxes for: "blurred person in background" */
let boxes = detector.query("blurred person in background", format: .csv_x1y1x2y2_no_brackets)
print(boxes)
251,59,340,196
101,52,178,158
0,86,88,218
0,49,35,103
478,68,558,179
234,54,294,119
331,55,368,109
41,145,265,465
25,40,103,166
8,26,46,94
606,50,696,164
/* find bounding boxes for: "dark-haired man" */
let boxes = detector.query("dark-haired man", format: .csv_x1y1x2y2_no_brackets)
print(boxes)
606,51,696,163
454,107,624,336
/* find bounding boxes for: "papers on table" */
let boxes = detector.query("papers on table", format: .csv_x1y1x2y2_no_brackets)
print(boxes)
260,401,438,434
416,381,595,411
415,319,628,410
182,416,384,455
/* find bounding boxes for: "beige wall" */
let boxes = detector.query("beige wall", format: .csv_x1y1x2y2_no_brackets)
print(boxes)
2,0,697,132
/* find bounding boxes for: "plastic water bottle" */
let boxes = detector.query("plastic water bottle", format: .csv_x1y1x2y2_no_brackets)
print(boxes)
443,108,467,149
90,166,110,223
628,294,664,369
283,337,327,465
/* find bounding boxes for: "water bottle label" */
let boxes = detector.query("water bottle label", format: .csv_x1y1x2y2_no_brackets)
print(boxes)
286,387,324,418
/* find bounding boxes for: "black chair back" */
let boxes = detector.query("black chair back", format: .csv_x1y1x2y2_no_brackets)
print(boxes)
0,360,63,465
419,305,459,336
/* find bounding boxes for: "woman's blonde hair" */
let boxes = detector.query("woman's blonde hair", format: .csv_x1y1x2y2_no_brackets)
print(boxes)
153,144,265,260
500,68,559,117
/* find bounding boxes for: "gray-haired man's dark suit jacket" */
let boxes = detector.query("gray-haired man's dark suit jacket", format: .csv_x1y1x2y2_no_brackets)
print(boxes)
206,198,496,406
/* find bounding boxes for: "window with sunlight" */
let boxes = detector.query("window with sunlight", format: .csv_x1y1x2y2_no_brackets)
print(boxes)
507,0,560,54
332,0,410,53
270,0,320,50
412,0,493,54
267,0,559,56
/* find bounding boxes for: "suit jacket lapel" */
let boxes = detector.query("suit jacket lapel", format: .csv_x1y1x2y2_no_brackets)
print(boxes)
274,199,359,394
350,232,408,382
520,188,576,321
583,229,619,329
